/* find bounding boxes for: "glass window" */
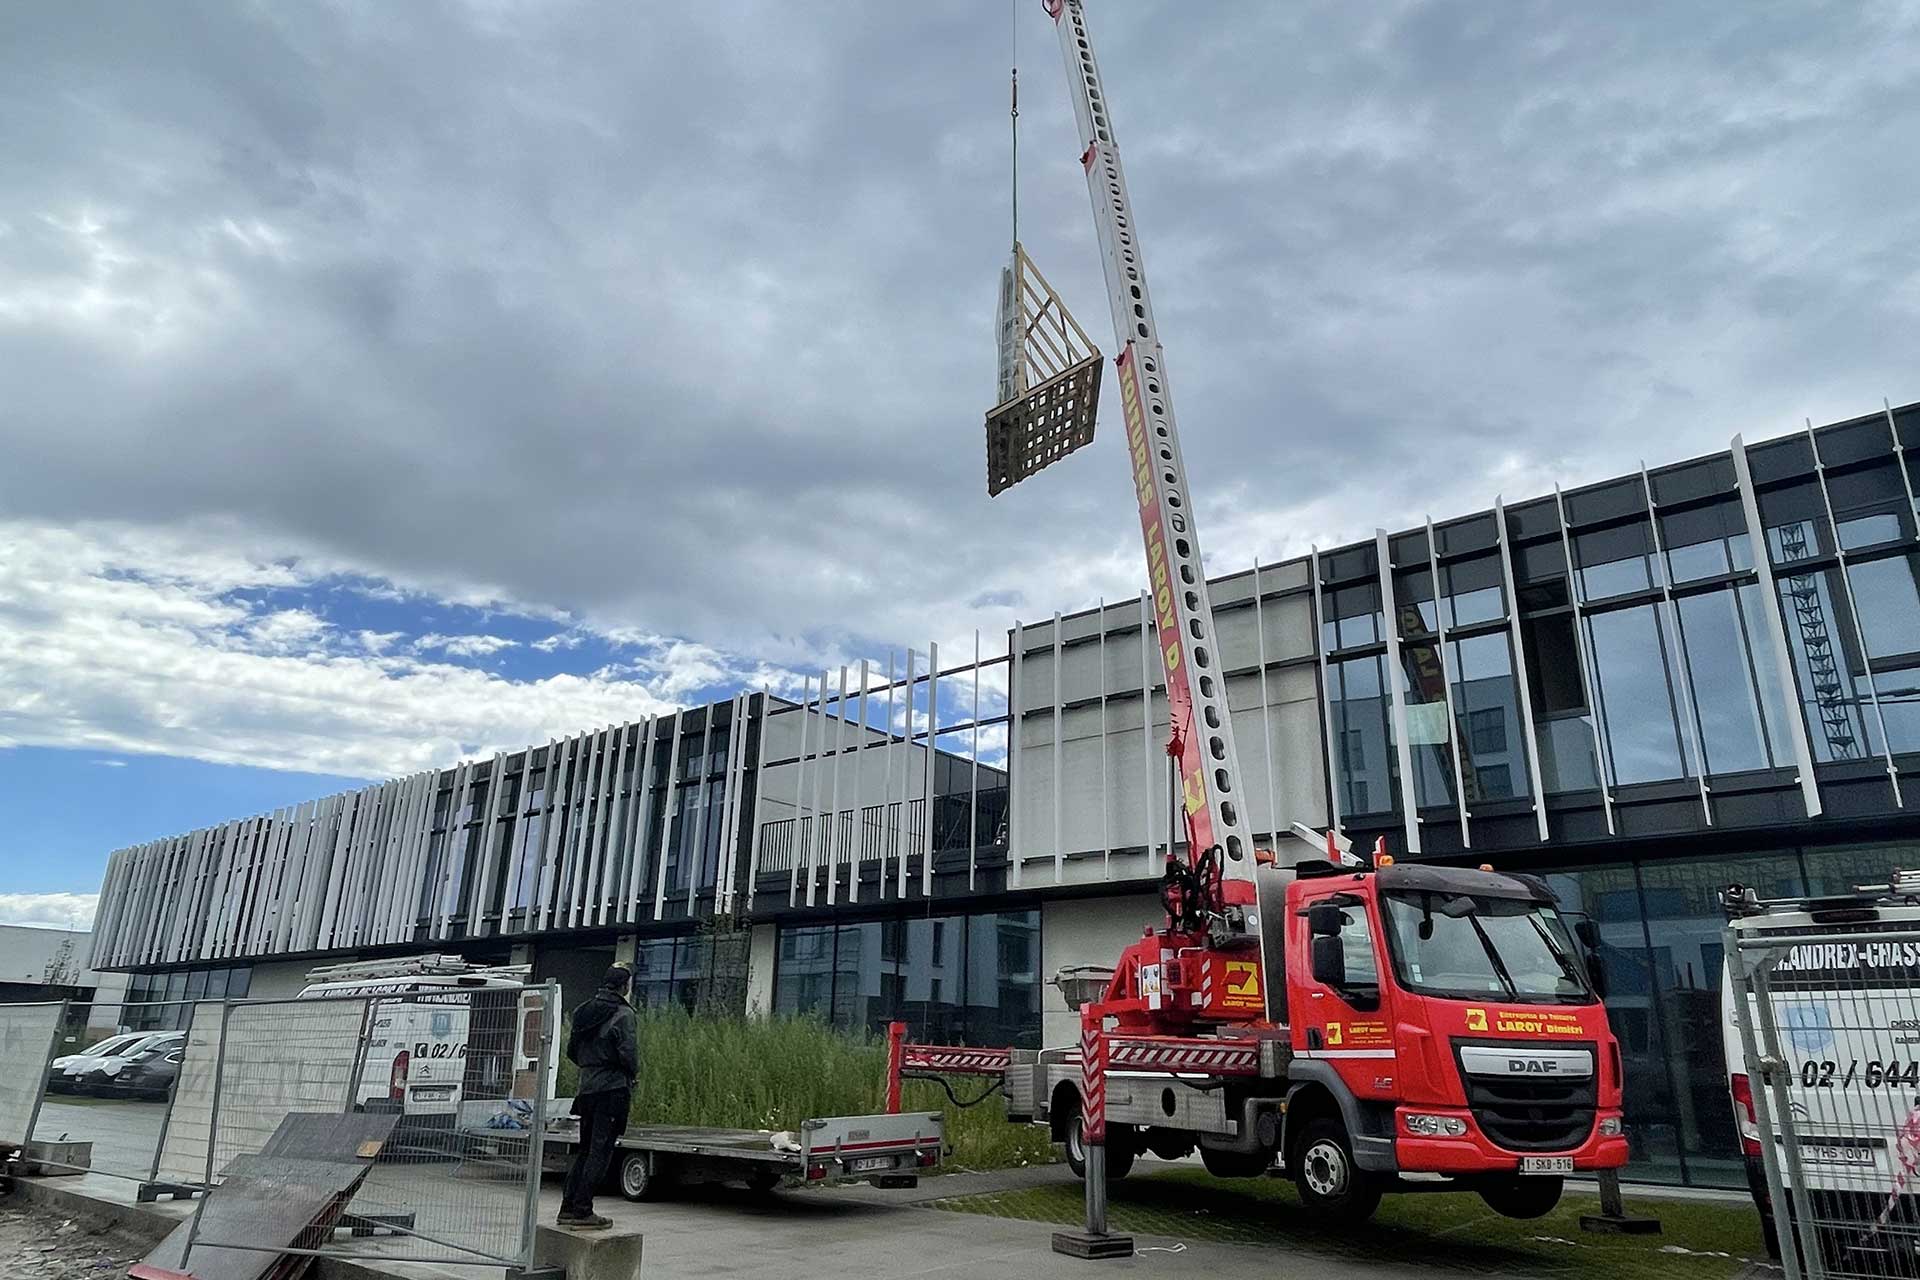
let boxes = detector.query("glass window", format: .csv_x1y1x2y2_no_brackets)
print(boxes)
1848,554,1920,664
1441,555,1505,627
1802,842,1920,896
771,927,833,1018
1776,568,1883,762
1673,587,1791,774
1330,655,1397,815
1574,523,1660,602
1541,865,1677,1183
1585,605,1692,784
1381,892,1590,1002
1826,461,1914,549
1660,503,1752,584
1320,583,1383,652
227,966,251,998
1760,481,1837,566
1519,613,1601,793
968,910,1041,1048
1638,854,1805,1189
1451,633,1531,802
901,917,966,1044
671,935,711,1013
1399,642,1456,810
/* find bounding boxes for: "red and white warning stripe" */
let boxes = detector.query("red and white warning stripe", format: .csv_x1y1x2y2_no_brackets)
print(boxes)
1107,1035,1261,1076
1080,1016,1107,1144
900,1044,1013,1076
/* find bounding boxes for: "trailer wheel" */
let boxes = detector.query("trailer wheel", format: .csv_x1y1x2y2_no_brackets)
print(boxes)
617,1151,663,1202
1291,1118,1380,1224
1062,1100,1134,1181
745,1170,780,1197
1477,1175,1562,1220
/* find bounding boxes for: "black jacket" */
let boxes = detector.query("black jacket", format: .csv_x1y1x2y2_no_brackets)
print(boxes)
567,990,637,1097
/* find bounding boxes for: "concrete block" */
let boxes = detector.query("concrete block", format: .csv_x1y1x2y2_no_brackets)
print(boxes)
530,1222,643,1279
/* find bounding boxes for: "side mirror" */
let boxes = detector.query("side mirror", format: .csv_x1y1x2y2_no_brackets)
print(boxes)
1310,934,1346,988
1306,903,1345,938
1571,920,1608,999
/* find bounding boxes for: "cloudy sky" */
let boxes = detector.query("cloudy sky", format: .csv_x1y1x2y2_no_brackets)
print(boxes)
3,1,1918,927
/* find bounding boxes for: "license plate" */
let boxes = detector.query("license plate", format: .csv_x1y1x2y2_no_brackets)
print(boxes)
411,1087,454,1101
1521,1156,1573,1175
850,1156,894,1173
1801,1144,1875,1167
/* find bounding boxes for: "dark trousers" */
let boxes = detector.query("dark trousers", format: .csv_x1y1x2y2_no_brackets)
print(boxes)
562,1091,627,1215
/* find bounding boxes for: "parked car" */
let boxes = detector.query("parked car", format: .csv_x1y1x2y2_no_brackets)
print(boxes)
72,1032,185,1097
46,1032,145,1093
112,1043,184,1101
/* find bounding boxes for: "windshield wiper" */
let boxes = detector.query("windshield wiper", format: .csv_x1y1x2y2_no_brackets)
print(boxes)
1464,913,1519,999
1526,914,1588,995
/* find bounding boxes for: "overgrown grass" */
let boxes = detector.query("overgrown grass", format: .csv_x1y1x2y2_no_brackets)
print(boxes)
558,1009,1054,1171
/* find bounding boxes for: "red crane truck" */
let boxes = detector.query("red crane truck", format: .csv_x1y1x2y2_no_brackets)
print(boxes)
905,0,1631,1232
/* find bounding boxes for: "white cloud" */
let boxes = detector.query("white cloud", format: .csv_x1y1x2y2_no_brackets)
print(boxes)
0,893,97,931
0,519,788,778
90,758,126,768
532,631,585,653
413,632,518,659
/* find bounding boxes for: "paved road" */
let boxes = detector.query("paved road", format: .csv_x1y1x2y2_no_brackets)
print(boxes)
32,1097,168,1180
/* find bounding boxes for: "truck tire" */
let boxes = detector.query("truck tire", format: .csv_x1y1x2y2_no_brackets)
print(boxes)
617,1151,664,1202
1199,1146,1272,1179
1062,1099,1134,1181
1477,1175,1562,1220
1291,1117,1381,1224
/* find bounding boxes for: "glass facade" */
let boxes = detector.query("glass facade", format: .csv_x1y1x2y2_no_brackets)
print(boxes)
118,965,253,1032
773,909,1040,1047
1546,841,1919,1188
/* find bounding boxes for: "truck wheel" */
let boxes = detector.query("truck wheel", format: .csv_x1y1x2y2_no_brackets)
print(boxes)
745,1170,780,1197
1477,1176,1562,1220
1199,1146,1272,1178
1291,1118,1381,1224
1063,1103,1134,1181
617,1152,662,1202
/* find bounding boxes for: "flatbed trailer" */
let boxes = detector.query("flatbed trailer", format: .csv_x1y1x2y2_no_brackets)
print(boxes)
540,1107,943,1201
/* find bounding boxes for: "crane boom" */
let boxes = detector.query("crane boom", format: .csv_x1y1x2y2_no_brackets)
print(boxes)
1044,0,1260,932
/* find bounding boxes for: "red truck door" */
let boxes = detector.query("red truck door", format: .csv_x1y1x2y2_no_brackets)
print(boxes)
1292,888,1399,1079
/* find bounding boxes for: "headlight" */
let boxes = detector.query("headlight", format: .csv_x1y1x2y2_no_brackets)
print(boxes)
1598,1116,1624,1137
1404,1113,1469,1138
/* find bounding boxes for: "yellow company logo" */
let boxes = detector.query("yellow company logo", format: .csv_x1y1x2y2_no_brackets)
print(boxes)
1326,1022,1344,1046
1225,962,1260,998
1466,1008,1489,1033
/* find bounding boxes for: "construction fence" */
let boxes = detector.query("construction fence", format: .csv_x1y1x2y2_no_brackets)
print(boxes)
1727,917,1920,1279
7,983,557,1273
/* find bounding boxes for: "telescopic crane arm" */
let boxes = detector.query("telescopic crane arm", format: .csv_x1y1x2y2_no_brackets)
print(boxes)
1042,0,1261,941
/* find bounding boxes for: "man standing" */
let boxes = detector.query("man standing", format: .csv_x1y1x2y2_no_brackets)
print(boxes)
559,964,637,1229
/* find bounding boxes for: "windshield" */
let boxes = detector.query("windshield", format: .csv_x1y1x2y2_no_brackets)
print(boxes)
1381,890,1593,1004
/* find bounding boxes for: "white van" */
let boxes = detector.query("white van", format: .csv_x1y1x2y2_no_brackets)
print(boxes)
297,955,553,1121
1721,874,1920,1269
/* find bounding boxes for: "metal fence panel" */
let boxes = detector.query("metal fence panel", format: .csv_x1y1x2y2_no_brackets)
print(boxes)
0,1001,64,1147
152,999,229,1190
184,985,552,1270
29,998,202,1185
1729,921,1920,1279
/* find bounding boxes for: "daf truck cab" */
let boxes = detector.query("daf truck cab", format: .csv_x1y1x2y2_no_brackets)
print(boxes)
1001,858,1628,1223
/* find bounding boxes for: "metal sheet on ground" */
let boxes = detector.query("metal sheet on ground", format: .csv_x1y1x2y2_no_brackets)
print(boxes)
136,1153,373,1280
